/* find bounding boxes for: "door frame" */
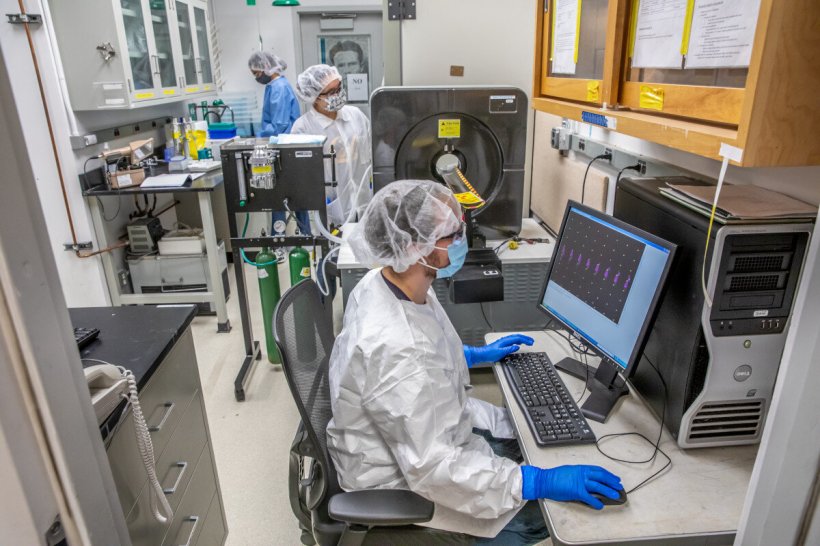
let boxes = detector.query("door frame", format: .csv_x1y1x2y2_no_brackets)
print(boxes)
291,4,385,90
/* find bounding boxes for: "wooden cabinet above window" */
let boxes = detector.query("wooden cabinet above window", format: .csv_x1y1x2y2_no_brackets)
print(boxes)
532,0,820,167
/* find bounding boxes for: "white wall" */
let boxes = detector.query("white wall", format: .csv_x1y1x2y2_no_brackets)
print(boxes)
400,0,537,212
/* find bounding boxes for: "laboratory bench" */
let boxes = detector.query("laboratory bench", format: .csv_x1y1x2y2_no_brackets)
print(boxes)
72,305,228,546
83,167,230,333
488,330,757,546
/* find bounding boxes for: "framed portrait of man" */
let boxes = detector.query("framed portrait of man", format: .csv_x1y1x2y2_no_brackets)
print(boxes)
318,35,371,103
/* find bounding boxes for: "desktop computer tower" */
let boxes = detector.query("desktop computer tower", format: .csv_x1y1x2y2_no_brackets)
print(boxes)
614,177,812,448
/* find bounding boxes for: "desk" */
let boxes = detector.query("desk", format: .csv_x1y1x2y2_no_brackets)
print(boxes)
487,330,757,546
83,169,230,333
339,219,556,345
72,305,228,545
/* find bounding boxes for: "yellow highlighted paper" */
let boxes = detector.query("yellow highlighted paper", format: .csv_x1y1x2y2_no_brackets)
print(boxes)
628,0,639,57
639,85,665,111
134,92,154,99
438,119,461,139
574,0,582,64
681,0,696,55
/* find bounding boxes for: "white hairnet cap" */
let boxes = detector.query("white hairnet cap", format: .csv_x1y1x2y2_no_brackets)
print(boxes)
349,180,462,273
248,51,287,76
295,64,341,103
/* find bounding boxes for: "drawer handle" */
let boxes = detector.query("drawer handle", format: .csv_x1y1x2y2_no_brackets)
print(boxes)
163,461,188,495
148,402,175,432
177,515,200,546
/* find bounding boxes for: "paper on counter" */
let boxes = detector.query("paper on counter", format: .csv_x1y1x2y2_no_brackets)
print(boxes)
140,174,191,188
551,0,580,75
631,0,688,69
685,0,761,69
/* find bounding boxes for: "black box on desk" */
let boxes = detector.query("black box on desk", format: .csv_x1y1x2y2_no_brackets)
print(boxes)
449,249,504,304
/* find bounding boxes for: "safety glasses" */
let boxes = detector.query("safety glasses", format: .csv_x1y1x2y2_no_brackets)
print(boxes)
318,83,343,97
442,222,466,242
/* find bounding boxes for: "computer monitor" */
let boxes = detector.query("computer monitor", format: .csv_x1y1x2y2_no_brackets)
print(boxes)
538,201,676,422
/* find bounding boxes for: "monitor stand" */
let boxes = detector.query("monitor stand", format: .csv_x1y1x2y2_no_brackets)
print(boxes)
553,357,629,423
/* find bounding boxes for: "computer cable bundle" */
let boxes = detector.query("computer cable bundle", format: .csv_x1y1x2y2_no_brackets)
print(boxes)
593,355,672,495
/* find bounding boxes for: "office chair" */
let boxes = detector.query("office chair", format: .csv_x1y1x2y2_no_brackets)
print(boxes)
275,280,472,546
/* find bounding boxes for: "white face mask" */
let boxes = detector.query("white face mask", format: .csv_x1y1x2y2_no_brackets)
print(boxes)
323,88,348,111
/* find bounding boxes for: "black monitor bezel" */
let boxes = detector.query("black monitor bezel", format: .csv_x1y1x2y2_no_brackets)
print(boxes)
537,200,677,379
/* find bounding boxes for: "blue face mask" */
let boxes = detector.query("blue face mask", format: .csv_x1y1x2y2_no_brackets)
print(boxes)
428,236,469,279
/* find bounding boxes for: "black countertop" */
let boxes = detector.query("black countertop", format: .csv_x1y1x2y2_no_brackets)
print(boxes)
70,305,197,390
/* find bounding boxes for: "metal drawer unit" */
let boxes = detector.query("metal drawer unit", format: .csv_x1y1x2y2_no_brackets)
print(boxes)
106,328,227,545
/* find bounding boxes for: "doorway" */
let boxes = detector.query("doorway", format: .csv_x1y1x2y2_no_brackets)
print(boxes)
296,8,384,118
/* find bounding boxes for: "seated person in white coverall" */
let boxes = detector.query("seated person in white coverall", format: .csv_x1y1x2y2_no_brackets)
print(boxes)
327,180,624,545
292,64,372,226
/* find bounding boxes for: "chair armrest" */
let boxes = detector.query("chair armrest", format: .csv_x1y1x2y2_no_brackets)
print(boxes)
328,489,434,526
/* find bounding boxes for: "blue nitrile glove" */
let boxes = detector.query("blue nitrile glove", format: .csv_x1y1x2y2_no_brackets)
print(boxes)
463,334,535,367
520,465,623,510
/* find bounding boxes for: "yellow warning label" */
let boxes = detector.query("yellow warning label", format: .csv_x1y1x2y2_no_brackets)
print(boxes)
438,119,461,139
185,87,200,93
162,89,176,95
454,191,483,205
251,165,272,175
134,92,155,99
300,267,311,278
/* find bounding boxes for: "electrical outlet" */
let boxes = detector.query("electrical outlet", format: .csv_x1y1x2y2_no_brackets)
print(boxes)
578,138,586,151
117,269,131,293
604,147,613,158
638,160,647,175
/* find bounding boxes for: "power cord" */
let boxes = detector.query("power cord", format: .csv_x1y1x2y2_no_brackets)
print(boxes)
616,163,644,188
581,153,612,204
594,354,672,495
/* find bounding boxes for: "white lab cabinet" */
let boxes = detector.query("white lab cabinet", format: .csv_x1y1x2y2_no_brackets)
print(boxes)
48,0,215,110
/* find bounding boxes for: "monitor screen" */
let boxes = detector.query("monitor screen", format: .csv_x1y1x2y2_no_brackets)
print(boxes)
540,203,675,372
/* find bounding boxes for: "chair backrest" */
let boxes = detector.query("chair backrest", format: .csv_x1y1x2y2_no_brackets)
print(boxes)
273,279,341,508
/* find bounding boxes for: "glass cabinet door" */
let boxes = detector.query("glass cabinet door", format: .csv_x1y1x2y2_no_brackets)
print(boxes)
175,0,198,87
120,0,154,90
193,6,213,85
538,0,623,105
149,0,178,89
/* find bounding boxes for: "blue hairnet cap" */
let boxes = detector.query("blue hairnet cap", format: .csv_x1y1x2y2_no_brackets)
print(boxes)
295,64,341,103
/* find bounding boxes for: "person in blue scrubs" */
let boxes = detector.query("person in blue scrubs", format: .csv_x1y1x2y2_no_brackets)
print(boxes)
248,51,310,236
248,51,300,137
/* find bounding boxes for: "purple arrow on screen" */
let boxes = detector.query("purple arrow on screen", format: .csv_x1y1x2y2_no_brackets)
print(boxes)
586,258,591,270
569,249,574,260
624,275,632,289
614,272,621,284
560,247,566,260
577,254,583,265
604,267,610,280
595,264,600,275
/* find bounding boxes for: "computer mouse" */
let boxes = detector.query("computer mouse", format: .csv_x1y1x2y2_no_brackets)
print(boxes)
592,488,628,506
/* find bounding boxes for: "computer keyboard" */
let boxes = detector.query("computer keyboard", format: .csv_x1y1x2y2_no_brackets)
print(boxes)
502,352,596,446
74,327,100,350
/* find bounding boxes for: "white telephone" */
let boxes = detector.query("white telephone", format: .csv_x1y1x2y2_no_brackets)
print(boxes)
85,364,128,425
84,363,173,523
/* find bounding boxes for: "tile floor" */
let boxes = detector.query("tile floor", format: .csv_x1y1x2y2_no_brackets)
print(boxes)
189,262,549,545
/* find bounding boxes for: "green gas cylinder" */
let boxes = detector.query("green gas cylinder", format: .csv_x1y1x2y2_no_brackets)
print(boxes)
256,247,281,364
289,246,311,286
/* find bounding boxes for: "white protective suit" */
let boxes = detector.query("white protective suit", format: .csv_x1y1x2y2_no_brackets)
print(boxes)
327,269,525,538
291,106,372,225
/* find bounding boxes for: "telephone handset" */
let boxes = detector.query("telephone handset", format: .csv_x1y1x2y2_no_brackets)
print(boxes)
84,363,174,524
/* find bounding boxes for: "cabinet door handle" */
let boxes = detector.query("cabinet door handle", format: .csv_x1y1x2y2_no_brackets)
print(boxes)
148,402,175,432
152,55,160,75
162,461,188,495
177,516,200,546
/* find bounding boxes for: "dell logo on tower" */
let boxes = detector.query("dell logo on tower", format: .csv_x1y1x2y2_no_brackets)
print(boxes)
733,365,752,382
